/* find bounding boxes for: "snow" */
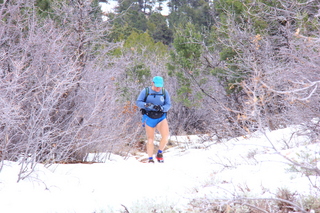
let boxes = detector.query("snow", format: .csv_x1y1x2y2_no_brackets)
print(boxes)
0,125,319,212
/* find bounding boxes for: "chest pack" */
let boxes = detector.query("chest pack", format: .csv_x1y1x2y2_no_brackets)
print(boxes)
141,87,167,119
144,87,166,102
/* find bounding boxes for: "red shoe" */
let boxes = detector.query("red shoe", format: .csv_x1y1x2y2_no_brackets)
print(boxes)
156,153,164,163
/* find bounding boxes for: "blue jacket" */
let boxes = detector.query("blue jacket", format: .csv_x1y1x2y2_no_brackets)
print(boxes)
136,87,171,112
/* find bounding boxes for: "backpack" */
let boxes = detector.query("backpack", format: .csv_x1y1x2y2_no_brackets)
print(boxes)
143,87,166,102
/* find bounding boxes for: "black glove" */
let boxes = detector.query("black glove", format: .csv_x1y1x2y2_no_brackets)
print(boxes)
153,105,163,112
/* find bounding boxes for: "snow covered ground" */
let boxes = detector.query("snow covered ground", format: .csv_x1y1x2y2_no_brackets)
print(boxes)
0,125,319,212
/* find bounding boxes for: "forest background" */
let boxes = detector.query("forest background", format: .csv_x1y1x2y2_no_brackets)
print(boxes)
0,0,319,177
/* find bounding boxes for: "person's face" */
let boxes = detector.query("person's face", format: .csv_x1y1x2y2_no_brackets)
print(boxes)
152,83,162,92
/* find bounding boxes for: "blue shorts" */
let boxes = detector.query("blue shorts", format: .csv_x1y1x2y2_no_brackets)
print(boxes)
142,113,167,128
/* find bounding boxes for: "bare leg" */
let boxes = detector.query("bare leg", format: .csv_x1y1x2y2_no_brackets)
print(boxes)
156,119,169,151
145,125,156,157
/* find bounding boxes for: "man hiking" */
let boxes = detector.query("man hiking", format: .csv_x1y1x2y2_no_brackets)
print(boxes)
136,76,171,163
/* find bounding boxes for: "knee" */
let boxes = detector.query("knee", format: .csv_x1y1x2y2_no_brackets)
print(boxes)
162,136,169,141
159,133,169,141
146,138,154,143
161,131,169,139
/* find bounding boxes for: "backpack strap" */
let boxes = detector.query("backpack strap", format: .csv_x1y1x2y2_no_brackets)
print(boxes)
144,87,149,102
162,88,166,100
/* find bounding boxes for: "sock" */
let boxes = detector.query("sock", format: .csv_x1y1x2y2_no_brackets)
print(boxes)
157,150,163,154
148,157,153,160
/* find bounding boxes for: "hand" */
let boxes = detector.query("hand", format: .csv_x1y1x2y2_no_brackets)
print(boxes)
144,103,154,109
153,105,163,112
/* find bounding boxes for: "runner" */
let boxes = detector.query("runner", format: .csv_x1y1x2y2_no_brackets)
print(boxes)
136,76,171,163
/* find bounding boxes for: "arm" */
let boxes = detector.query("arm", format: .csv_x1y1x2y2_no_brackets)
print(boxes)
162,90,171,112
136,88,147,109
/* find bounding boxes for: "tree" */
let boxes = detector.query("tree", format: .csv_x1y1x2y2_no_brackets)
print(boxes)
148,12,173,45
115,31,169,100
167,22,223,135
109,1,173,44
170,23,203,106
116,0,156,14
0,0,131,180
111,1,149,32
167,0,214,30
35,0,52,17
107,22,142,42
205,0,320,133
165,0,320,137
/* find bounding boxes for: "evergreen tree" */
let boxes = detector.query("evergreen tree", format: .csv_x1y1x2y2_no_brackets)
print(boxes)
116,0,155,14
36,0,52,17
148,12,173,45
108,22,142,42
109,0,173,45
169,22,203,107
167,0,214,30
111,0,148,32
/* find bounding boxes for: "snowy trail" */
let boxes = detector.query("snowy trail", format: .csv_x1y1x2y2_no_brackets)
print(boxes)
0,155,209,213
0,126,319,212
